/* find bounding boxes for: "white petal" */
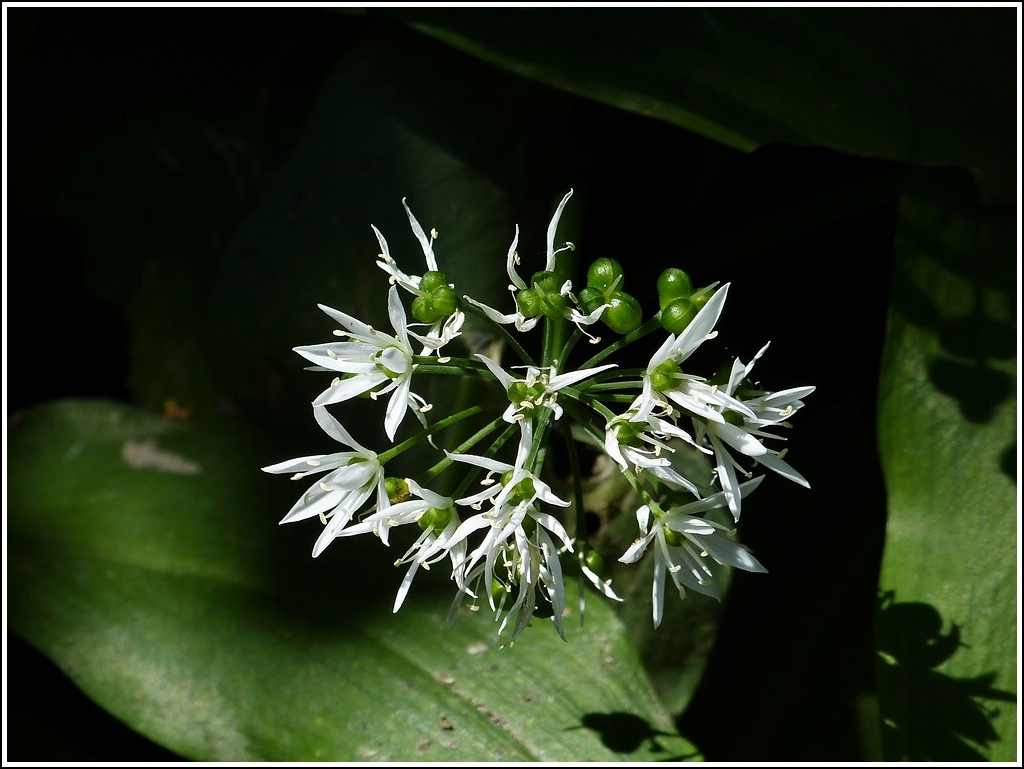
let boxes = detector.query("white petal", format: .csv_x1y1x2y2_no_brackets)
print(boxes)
544,189,573,271
673,283,729,363
312,373,386,406
475,353,516,390
401,198,438,272
756,450,811,487
619,531,655,564
548,363,617,391
384,376,414,441
505,224,526,290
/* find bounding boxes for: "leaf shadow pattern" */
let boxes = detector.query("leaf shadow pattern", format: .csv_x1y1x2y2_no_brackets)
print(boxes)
566,712,700,761
889,167,1016,427
874,591,1017,761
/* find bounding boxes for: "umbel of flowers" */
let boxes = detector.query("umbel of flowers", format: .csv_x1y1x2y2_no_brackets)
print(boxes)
263,190,814,645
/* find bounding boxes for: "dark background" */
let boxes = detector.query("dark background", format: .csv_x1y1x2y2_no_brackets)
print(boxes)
6,8,903,761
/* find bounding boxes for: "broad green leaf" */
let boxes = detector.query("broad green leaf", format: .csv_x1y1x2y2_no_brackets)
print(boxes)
7,400,699,761
391,8,1015,202
875,167,1016,761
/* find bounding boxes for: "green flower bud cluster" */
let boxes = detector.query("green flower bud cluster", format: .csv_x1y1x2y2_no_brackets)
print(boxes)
411,270,459,324
657,268,718,334
577,257,642,334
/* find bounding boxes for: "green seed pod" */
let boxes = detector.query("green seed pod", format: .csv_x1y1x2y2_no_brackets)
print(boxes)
657,268,693,309
491,577,508,602
418,505,453,534
602,291,643,334
515,287,542,318
587,257,624,291
420,270,449,293
384,477,411,504
411,295,437,323
531,270,563,295
583,546,605,574
689,285,717,311
577,286,607,316
541,291,569,319
649,359,680,392
430,285,459,318
660,296,698,334
662,524,685,548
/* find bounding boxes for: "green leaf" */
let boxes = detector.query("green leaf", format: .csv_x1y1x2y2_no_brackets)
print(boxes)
875,167,1016,760
391,8,1015,202
7,400,699,761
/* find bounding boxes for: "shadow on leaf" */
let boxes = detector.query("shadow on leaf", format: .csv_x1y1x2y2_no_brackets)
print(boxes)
566,711,700,761
874,591,1016,761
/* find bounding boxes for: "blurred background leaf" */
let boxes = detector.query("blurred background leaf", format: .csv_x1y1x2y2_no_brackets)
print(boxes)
390,7,1016,203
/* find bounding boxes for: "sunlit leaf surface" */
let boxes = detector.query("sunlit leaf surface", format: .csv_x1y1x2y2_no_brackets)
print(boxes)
875,168,1017,761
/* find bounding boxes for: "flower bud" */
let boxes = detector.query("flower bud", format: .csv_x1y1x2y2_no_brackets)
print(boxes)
657,268,693,309
602,291,642,334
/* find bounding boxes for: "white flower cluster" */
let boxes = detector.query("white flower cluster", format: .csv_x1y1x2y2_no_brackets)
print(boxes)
263,190,813,644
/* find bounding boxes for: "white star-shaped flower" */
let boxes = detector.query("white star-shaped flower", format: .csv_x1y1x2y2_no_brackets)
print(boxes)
442,422,574,638
475,353,615,423
690,343,813,521
604,379,710,497
618,477,765,628
261,405,387,557
337,478,467,612
465,189,605,338
373,198,465,353
293,284,427,442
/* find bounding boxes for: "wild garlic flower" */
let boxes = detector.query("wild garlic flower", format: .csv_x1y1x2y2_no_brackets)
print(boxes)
619,477,766,627
294,284,427,442
265,188,814,644
374,198,466,353
688,343,812,521
442,422,575,637
476,352,615,423
336,478,466,612
261,405,387,557
465,189,607,339
604,380,708,497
